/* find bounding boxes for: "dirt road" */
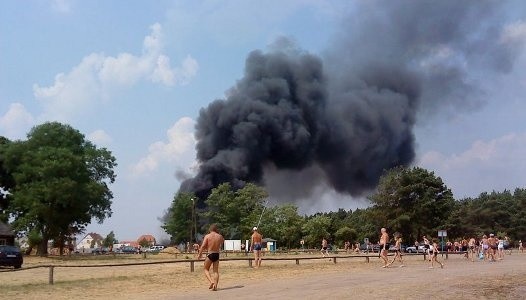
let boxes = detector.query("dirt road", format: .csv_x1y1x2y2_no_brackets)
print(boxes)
165,253,526,300
2,252,525,299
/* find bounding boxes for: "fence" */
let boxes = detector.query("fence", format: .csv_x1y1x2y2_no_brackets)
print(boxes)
1,251,467,285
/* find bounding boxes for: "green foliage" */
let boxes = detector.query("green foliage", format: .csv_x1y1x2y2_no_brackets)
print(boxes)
203,183,268,239
162,192,195,244
368,166,455,242
163,166,526,248
102,231,118,248
334,226,356,245
1,122,116,255
0,136,15,222
302,215,330,247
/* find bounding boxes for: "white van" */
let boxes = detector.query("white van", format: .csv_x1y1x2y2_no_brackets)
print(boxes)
148,245,165,252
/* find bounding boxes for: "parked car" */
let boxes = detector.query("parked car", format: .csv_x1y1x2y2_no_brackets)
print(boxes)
147,245,165,252
91,247,109,255
119,246,139,254
405,245,426,253
0,245,23,269
359,243,380,252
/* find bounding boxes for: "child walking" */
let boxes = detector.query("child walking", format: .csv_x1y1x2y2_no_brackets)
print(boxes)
388,233,404,267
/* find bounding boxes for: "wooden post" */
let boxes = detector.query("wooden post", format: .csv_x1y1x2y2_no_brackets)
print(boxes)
333,257,337,264
190,261,195,272
249,259,253,267
366,256,370,263
295,259,299,265
48,266,54,285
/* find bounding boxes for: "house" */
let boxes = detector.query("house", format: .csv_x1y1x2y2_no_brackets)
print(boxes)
76,232,103,252
137,234,156,246
0,221,15,246
119,240,139,248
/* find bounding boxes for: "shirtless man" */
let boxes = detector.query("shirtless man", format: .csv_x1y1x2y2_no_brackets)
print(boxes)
379,228,389,268
487,234,497,262
251,227,263,268
197,224,224,291
321,238,329,257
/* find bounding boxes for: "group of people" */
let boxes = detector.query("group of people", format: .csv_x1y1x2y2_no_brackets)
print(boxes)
196,224,264,291
378,228,444,269
196,224,523,291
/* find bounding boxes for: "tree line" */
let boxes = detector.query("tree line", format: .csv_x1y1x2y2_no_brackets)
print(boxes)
2,122,524,255
163,167,526,249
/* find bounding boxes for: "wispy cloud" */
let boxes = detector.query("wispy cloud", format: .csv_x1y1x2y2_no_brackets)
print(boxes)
419,132,526,198
33,23,198,122
131,117,197,177
0,103,35,140
51,0,72,13
87,129,113,147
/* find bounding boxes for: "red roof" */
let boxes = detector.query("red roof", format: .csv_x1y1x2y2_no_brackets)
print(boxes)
137,234,156,244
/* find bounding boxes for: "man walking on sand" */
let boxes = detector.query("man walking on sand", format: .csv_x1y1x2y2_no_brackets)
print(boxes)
251,227,263,268
321,238,329,257
379,228,389,268
198,224,224,291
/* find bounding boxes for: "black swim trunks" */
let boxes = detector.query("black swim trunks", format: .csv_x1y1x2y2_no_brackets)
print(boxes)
207,252,220,262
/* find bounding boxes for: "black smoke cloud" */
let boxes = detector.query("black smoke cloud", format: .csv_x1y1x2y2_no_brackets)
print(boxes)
180,0,525,203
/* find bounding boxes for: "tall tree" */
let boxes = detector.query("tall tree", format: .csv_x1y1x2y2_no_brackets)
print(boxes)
162,192,196,244
302,215,330,248
203,183,267,240
0,136,15,222
102,231,118,248
2,122,116,255
369,166,455,242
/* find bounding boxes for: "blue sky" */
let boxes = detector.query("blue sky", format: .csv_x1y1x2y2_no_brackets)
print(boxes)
1,1,525,242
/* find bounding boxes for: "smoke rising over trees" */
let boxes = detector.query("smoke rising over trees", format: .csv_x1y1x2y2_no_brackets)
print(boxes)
180,1,525,204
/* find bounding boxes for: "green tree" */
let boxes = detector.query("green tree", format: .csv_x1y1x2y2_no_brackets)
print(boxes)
254,204,303,249
203,183,267,239
102,231,118,248
0,136,15,222
302,215,330,248
369,166,455,242
334,226,357,245
162,192,196,244
2,122,116,255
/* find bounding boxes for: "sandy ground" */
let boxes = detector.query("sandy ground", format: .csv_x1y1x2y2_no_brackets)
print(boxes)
1,252,525,299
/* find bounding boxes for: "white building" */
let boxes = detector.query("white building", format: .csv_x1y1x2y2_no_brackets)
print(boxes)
76,232,103,252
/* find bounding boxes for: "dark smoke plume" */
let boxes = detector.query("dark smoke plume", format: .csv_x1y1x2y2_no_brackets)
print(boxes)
180,0,525,203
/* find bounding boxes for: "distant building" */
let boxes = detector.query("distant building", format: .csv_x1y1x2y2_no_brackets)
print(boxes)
0,221,15,246
76,232,103,252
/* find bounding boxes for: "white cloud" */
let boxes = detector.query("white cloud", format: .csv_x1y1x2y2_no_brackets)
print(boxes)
500,20,526,45
419,132,526,198
131,117,197,177
87,129,113,147
33,23,199,122
51,0,72,13
0,103,35,140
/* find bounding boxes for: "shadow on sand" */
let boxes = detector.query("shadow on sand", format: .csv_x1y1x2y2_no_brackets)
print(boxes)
217,285,244,291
